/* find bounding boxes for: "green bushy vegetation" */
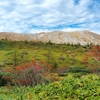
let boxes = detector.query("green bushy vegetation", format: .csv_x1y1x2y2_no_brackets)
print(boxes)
0,40,100,100
0,74,100,100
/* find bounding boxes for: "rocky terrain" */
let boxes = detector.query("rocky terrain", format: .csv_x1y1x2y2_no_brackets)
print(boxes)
0,30,100,45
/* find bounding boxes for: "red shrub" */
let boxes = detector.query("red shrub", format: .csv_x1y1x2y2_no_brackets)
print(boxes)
83,45,100,73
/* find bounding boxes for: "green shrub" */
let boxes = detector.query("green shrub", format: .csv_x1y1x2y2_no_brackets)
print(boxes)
0,74,100,99
0,72,12,86
68,67,90,73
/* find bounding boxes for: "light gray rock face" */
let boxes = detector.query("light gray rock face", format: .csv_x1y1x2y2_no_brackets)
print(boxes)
0,30,100,45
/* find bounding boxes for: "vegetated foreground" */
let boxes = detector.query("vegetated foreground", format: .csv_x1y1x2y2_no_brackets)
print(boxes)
0,40,100,100
0,74,100,100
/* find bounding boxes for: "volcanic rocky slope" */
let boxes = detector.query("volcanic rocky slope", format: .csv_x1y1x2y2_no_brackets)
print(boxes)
0,30,100,45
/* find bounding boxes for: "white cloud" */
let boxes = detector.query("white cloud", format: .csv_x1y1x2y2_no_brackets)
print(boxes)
0,0,100,34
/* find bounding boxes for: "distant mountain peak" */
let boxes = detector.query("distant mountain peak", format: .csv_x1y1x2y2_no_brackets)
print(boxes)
0,30,100,45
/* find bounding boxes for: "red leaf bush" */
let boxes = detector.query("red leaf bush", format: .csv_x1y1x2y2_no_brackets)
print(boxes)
83,45,100,74
2,60,57,86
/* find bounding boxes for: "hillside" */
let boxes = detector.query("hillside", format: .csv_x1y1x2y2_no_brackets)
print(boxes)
0,30,100,45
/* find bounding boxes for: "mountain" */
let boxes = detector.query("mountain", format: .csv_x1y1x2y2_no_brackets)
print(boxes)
0,30,100,45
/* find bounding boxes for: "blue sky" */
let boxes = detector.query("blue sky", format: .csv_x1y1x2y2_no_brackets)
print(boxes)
0,0,100,34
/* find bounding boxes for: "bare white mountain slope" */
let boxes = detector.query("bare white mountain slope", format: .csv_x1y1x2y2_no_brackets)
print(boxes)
0,30,100,45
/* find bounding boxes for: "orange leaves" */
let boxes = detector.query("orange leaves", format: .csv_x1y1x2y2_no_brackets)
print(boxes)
16,65,26,71
18,79,30,85
83,53,90,62
88,45,100,60
18,79,24,85
49,64,54,70
83,45,100,73
29,60,35,66
83,45,100,62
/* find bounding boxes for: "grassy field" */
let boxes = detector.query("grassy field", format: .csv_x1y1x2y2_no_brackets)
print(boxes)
0,40,91,68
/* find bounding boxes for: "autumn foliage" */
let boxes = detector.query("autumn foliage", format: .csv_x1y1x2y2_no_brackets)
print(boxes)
1,60,60,86
83,45,100,73
90,45,100,60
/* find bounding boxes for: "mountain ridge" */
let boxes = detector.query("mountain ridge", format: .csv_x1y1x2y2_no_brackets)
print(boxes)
0,30,100,45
